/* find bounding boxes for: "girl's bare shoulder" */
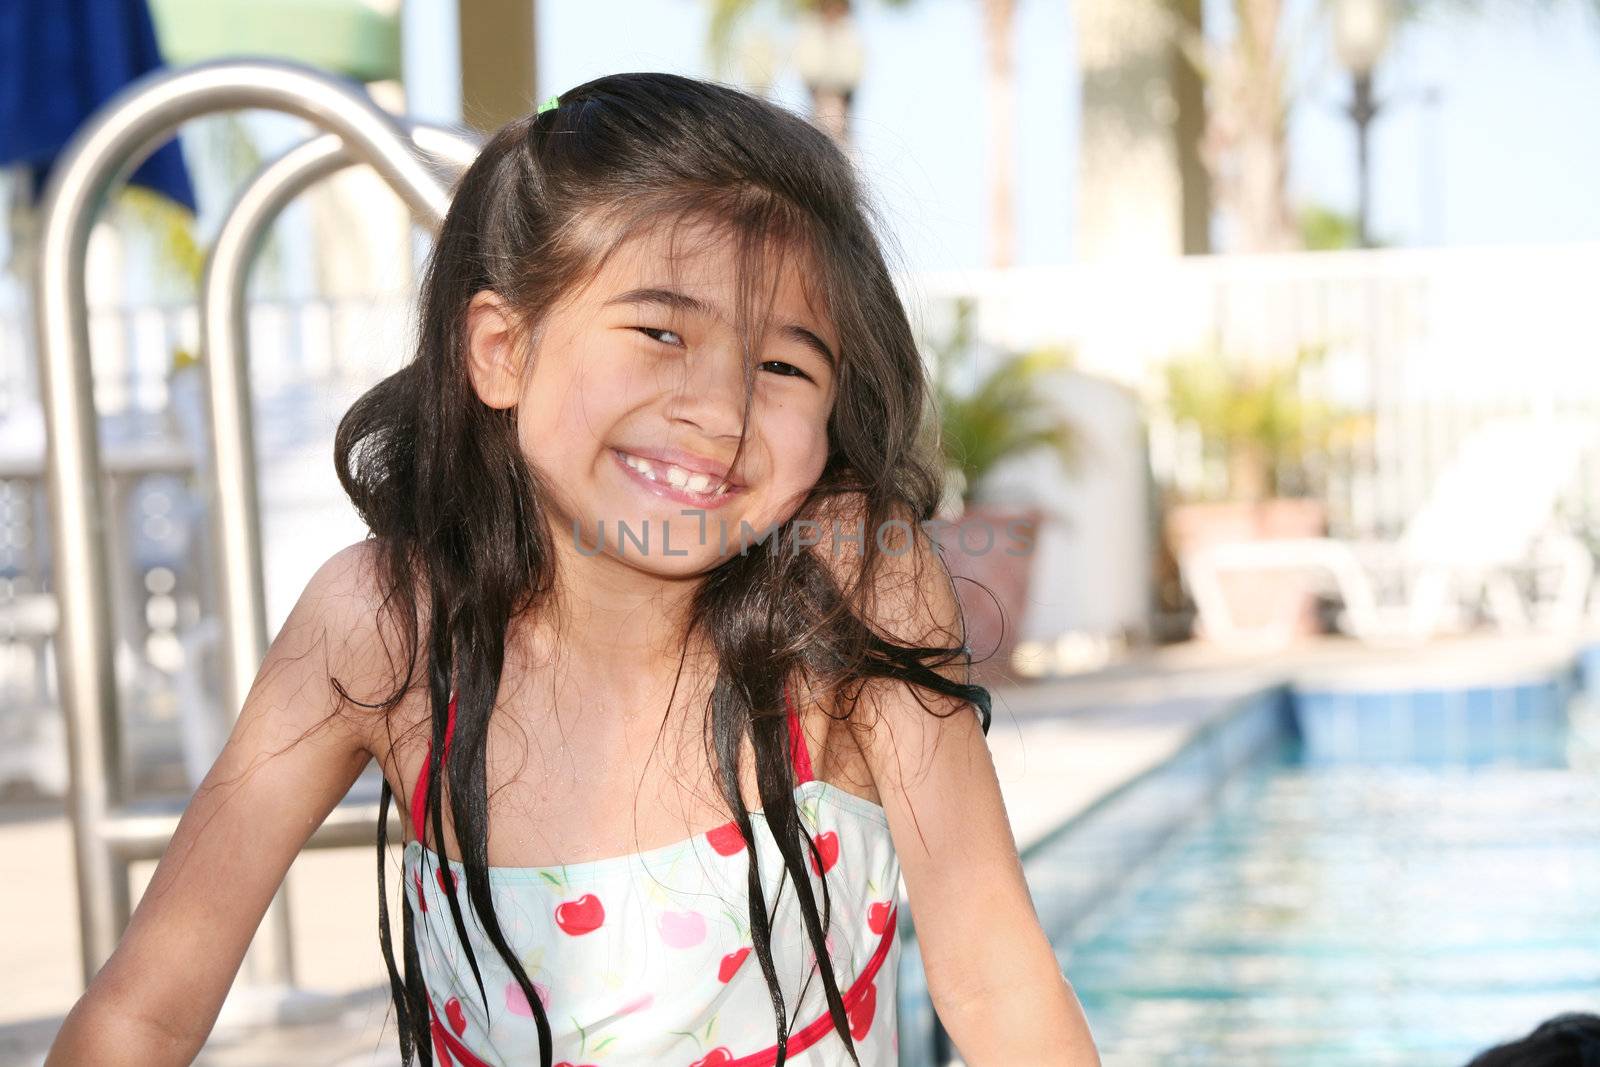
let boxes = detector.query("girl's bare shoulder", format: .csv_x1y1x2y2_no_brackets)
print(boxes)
287,538,434,759
800,492,970,799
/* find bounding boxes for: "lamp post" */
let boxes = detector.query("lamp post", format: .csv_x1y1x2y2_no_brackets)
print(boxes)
1333,0,1394,248
792,0,865,148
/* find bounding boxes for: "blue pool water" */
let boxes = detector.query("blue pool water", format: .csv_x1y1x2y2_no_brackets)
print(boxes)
1063,686,1600,1066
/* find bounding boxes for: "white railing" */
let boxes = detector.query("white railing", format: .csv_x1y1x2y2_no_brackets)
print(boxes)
915,242,1600,542
0,292,415,800
0,291,416,422
12,242,1600,543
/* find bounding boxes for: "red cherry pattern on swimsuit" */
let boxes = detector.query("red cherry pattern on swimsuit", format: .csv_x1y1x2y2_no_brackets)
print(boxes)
405,681,902,1064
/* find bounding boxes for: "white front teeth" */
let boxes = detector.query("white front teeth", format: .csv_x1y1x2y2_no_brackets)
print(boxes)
619,451,731,497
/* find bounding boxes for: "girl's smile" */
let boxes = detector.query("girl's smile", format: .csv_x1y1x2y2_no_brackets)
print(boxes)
608,445,745,510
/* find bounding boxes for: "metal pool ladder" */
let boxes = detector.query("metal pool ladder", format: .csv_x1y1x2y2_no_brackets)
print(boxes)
32,57,480,995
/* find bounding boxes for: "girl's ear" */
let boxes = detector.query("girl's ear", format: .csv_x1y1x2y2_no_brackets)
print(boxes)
465,290,525,409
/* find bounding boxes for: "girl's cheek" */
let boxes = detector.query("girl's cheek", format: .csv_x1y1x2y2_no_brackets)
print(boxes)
796,423,831,480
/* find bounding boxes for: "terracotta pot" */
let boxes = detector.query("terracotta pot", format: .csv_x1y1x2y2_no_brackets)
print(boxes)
930,503,1044,686
1164,497,1327,640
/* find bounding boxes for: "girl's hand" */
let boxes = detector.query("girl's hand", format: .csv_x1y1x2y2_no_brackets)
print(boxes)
45,541,386,1066
833,503,1102,1066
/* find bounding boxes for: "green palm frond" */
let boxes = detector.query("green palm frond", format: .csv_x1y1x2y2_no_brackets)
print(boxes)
928,298,1081,505
116,186,202,286
1160,342,1370,498
114,186,204,377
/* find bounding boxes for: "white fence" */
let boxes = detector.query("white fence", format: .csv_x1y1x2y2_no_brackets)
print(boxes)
11,243,1600,545
914,242,1600,543
0,293,414,796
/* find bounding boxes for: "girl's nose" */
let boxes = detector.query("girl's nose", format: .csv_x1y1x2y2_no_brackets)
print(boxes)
668,342,749,440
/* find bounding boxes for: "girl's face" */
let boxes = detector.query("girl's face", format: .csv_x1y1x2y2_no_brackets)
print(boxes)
466,220,840,578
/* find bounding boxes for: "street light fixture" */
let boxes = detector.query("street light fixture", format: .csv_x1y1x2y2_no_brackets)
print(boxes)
792,0,865,148
1333,0,1394,248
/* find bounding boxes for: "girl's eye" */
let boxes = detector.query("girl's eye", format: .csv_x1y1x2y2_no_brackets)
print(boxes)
635,327,813,382
761,360,812,382
634,326,684,347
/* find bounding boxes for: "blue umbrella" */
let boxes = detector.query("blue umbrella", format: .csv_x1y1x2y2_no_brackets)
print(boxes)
0,0,195,211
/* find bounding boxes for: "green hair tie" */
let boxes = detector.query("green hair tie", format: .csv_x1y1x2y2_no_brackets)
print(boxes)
537,93,561,115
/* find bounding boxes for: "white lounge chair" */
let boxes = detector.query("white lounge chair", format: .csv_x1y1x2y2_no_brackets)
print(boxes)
1178,416,1598,647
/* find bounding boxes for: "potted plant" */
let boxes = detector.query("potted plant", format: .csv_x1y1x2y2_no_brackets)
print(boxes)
925,297,1081,685
1156,342,1365,640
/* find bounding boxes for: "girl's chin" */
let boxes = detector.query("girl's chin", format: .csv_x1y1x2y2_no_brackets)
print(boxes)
563,510,754,562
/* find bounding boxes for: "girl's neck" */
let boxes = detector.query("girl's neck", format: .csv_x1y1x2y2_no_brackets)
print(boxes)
507,531,716,694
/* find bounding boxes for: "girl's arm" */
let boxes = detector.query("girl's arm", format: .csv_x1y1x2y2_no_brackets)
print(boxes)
836,510,1102,1066
45,541,388,1066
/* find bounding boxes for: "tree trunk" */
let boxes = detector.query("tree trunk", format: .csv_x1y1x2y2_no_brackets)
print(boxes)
458,0,537,132
1200,0,1299,253
981,0,1017,268
797,0,861,150
808,84,852,146
1074,0,1204,259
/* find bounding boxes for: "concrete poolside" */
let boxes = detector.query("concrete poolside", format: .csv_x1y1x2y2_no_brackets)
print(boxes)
2,630,1590,1066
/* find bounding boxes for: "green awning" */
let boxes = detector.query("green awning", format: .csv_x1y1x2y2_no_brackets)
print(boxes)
149,0,402,84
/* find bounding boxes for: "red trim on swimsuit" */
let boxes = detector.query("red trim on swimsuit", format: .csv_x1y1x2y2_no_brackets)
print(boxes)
723,908,898,1067
424,914,897,1067
427,997,493,1067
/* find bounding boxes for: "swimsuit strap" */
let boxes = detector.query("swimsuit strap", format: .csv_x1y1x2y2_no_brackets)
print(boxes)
410,691,460,845
409,682,815,845
784,680,816,785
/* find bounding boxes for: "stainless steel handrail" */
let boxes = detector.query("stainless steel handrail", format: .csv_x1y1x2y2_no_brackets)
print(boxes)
203,124,478,789
196,121,481,985
33,56,478,987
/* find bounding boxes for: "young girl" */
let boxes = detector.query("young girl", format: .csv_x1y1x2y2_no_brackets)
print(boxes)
46,73,1101,1066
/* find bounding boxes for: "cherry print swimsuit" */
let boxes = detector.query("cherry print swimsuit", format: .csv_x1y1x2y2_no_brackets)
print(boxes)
405,683,902,1065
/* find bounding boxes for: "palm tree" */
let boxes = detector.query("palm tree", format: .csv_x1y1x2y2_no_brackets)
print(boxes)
980,0,1018,267
1148,0,1600,254
1145,0,1318,253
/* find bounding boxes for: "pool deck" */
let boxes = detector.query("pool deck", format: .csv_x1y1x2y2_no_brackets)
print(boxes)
3,629,1594,1066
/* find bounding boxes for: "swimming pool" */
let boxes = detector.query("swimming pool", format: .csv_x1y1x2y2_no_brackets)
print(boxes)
1061,657,1600,1065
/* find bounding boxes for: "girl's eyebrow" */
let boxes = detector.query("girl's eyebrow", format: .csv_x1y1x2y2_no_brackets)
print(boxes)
604,286,837,372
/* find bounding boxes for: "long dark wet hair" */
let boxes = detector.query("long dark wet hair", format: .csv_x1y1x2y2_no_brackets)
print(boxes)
332,71,993,1066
